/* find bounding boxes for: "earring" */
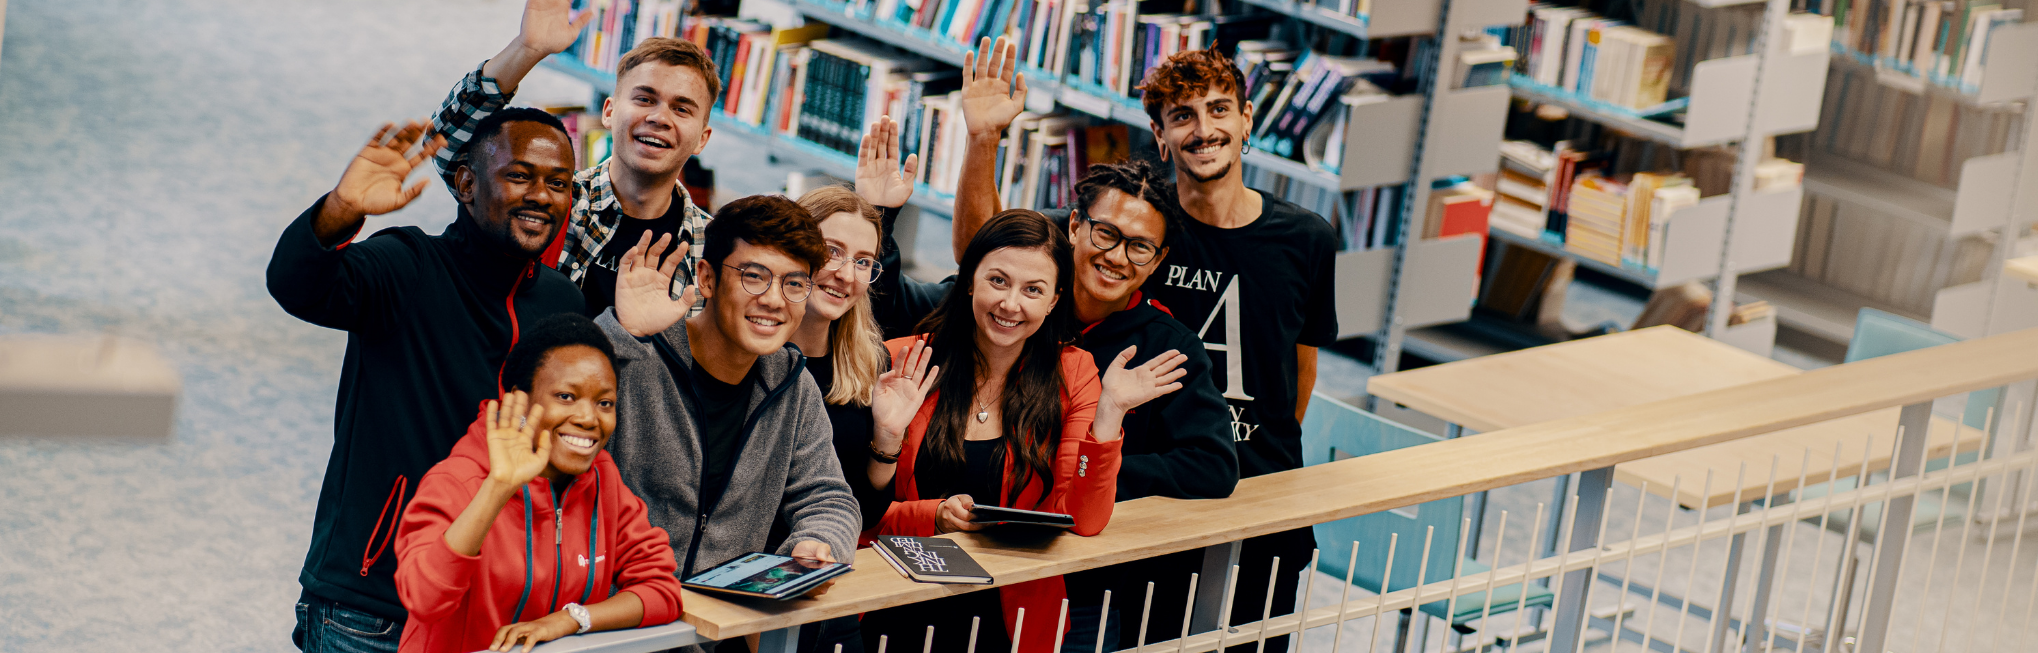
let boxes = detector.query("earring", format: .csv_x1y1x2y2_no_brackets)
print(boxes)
1242,140,1252,155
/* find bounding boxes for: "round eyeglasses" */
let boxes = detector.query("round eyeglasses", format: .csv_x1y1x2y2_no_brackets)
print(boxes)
721,263,814,303
1079,213,1163,266
822,244,884,283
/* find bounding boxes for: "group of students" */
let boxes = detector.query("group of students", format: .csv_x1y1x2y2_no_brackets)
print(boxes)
266,2,1338,653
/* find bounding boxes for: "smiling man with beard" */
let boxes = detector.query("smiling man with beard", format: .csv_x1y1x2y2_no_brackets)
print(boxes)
267,110,585,653
433,0,720,318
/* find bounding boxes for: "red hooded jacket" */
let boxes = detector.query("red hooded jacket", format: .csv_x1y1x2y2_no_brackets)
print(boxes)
393,404,685,653
877,338,1124,653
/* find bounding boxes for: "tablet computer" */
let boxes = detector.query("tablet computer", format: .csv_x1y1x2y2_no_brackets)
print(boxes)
969,504,1076,528
681,552,851,600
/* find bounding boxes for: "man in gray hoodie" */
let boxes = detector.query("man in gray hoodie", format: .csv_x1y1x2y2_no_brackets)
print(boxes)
594,194,860,593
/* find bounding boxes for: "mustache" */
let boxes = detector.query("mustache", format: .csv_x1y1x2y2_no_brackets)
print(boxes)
509,204,557,221
1181,134,1230,151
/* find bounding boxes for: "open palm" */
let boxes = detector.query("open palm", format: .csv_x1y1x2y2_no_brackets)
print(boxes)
1100,346,1189,415
485,391,553,488
518,0,593,56
960,36,1028,139
333,121,444,217
614,231,697,337
856,116,920,209
871,338,939,437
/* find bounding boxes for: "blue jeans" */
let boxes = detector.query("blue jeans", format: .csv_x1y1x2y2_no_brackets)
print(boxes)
293,595,403,653
1059,605,1120,653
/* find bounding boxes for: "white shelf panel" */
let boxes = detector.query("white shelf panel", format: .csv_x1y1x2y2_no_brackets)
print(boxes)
1801,156,1956,230
1736,269,1925,345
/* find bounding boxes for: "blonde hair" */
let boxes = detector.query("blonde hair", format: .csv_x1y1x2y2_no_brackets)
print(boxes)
796,186,887,407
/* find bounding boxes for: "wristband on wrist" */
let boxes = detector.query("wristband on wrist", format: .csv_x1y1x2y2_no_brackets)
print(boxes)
868,439,902,464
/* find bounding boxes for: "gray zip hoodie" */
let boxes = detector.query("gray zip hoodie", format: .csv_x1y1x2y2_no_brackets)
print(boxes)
595,310,860,582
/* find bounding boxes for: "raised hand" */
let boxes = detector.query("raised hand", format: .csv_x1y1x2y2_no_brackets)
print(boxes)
485,391,553,489
960,36,1028,139
856,116,921,209
330,120,446,219
515,0,594,57
1099,346,1189,417
614,231,698,337
871,337,939,440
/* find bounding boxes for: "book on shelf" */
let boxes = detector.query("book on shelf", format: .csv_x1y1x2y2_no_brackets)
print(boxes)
1250,51,1397,159
568,0,686,75
994,116,1129,211
1824,0,2024,90
873,536,994,584
1456,45,1518,89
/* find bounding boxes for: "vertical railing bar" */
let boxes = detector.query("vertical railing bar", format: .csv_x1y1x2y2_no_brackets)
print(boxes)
1574,482,1632,653
1506,503,1549,651
1408,527,1437,651
835,644,844,653
1215,566,1240,651
1759,450,1814,653
1137,582,1155,651
1442,517,1475,653
1052,599,1070,653
1011,608,1027,653
1933,405,1999,653
1612,480,1659,649
1330,543,1359,653
1541,495,1584,651
1851,427,1912,652
1819,436,1877,646
1643,475,1697,652
1253,558,1282,653
1732,457,1783,649
1961,407,2016,653
1095,591,1114,653
1912,424,1967,653
1369,534,1402,653
1473,511,1512,653
1986,428,2038,653
2023,516,2038,645
1701,462,1751,653
1791,441,1850,653
967,616,981,653
1175,575,1198,653
878,634,889,653
922,625,936,653
1294,550,1320,653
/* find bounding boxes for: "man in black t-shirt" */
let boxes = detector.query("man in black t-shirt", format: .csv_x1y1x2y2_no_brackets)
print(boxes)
1135,48,1341,653
580,192,690,317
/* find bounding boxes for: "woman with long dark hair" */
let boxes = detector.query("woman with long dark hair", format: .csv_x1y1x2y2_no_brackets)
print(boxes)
861,210,1188,653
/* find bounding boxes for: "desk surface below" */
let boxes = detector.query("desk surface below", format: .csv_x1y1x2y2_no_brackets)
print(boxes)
1368,327,1987,507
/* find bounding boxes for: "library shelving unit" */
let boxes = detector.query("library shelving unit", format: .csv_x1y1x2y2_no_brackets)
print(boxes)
1741,21,2038,349
1496,0,1834,355
537,52,960,216
541,0,1530,376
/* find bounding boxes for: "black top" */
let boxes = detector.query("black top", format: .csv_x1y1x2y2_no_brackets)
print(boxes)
690,358,758,511
804,351,891,530
267,195,585,618
580,189,690,318
1138,190,1338,479
962,438,1004,505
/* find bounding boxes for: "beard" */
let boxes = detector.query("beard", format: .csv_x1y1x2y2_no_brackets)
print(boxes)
1172,135,1238,183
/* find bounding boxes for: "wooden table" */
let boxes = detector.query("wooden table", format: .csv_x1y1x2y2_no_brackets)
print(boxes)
2007,256,2038,286
1367,325,1987,652
1368,326,1985,509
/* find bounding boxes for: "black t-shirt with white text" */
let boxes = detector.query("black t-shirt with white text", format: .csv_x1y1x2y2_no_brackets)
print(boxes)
1139,190,1338,479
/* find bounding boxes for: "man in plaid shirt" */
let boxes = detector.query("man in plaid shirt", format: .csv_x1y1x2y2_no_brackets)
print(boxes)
433,0,715,317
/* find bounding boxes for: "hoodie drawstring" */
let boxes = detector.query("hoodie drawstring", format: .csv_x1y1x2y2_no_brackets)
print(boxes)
509,485,536,625
582,469,601,604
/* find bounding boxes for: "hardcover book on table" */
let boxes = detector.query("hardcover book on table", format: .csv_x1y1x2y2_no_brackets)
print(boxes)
873,536,995,584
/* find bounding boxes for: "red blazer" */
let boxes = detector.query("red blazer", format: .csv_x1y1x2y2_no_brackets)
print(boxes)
393,404,685,653
878,337,1124,653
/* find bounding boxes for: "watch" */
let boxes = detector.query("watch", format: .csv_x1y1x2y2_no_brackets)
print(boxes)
563,602,592,634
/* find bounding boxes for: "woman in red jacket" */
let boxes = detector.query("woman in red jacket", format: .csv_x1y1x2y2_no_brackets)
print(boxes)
394,314,685,653
861,210,1189,653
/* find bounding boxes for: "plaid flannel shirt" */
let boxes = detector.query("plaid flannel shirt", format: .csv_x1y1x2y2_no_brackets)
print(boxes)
432,62,709,310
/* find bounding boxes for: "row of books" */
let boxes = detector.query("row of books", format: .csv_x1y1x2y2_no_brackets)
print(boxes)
1240,43,1399,159
1806,59,2023,187
1824,0,2024,89
1784,190,1994,316
1506,4,1678,110
565,0,685,75
1063,4,1272,99
994,118,1133,211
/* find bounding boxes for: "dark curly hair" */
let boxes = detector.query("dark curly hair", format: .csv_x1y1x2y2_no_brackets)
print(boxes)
1072,159,1185,247
500,313,619,394
1137,48,1248,126
701,194,831,275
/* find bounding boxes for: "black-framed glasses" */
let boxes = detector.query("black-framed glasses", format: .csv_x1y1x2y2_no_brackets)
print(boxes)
720,263,814,303
1078,213,1163,266
822,244,884,283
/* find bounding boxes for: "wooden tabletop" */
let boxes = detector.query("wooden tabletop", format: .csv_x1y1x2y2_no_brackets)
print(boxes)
1367,326,1988,507
669,327,2038,640
2007,256,2038,285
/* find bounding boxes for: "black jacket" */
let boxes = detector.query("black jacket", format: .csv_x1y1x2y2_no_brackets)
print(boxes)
267,195,584,619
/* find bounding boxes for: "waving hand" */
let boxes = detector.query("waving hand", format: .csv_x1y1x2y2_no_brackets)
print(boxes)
614,232,698,337
960,36,1028,139
856,116,921,209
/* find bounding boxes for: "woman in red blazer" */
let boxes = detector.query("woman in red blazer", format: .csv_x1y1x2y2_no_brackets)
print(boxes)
393,314,684,653
860,210,1189,653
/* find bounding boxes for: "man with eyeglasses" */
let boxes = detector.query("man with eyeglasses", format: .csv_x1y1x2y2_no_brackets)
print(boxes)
858,41,1237,643
596,194,861,631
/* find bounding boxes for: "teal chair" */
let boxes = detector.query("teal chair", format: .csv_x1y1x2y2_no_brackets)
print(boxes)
1796,309,1998,540
1302,394,1553,648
